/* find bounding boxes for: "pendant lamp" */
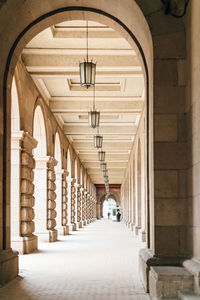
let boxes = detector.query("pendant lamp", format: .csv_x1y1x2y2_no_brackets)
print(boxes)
80,21,96,89
88,85,100,128
98,150,105,162
94,126,103,148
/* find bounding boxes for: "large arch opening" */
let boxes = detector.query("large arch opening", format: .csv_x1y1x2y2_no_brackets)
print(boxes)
54,132,62,235
0,1,155,294
10,76,22,251
33,105,48,242
67,149,72,229
103,198,117,220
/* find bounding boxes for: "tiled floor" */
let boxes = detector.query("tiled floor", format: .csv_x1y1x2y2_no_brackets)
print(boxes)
0,219,150,300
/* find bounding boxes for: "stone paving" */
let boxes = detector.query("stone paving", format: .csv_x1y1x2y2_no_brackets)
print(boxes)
0,219,150,300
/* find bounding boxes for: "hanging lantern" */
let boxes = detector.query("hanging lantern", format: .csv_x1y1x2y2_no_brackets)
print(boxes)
104,175,109,182
101,162,107,171
88,84,100,128
80,61,96,89
88,110,100,128
80,21,96,89
94,134,103,148
102,169,108,176
98,150,105,162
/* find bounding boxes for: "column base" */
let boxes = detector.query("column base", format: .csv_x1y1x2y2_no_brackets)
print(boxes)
71,223,77,231
130,223,135,232
138,229,147,242
139,248,189,293
149,266,193,299
36,230,57,242
83,220,87,226
78,222,83,228
179,291,200,299
87,219,90,224
0,249,18,287
11,234,38,254
183,258,200,294
49,229,57,242
57,226,69,236
134,225,141,235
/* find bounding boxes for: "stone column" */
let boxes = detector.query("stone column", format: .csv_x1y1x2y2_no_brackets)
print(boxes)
70,178,76,231
79,186,84,227
96,201,101,219
100,202,103,218
47,157,58,242
82,189,87,226
21,133,38,252
55,168,63,235
11,131,38,254
86,192,90,224
76,184,82,228
61,170,69,235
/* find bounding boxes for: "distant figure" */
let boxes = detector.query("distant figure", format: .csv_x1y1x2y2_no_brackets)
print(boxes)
116,209,121,222
107,212,111,219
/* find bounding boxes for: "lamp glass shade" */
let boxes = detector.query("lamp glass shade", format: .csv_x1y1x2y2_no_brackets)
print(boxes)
80,61,96,89
88,110,100,128
102,170,108,176
98,151,105,162
94,135,103,148
101,162,107,171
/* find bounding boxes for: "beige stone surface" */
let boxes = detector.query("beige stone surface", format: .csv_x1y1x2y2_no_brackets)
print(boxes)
0,219,150,300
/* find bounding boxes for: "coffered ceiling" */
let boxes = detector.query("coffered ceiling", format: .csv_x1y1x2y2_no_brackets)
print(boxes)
22,20,145,184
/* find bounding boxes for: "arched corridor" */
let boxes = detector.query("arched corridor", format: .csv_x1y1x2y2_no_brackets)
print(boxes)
1,0,200,299
0,220,150,300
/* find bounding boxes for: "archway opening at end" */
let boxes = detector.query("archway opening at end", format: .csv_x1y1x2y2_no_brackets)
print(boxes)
103,198,117,220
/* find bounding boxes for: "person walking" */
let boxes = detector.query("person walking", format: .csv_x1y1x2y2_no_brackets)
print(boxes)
116,209,121,222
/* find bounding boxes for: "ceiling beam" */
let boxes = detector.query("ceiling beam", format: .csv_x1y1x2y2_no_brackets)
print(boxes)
51,100,144,113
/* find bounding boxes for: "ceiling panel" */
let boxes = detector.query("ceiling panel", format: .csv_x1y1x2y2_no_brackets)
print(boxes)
23,20,145,185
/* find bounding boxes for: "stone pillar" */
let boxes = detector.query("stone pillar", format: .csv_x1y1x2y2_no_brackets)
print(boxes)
100,202,103,218
47,157,58,242
11,131,38,254
70,178,76,231
82,189,87,226
86,192,90,224
79,186,84,227
21,133,38,252
96,201,101,219
76,184,82,228
55,168,63,235
61,170,69,235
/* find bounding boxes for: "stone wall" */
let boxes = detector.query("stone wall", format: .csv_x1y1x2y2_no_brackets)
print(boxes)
121,105,147,241
183,0,200,294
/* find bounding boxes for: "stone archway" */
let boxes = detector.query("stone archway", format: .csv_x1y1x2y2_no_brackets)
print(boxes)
54,132,62,234
0,1,187,295
33,105,48,242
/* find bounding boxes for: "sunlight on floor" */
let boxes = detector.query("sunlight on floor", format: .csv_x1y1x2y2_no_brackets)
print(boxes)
0,220,150,300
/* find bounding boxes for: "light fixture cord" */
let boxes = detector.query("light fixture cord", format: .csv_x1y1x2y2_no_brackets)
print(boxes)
86,20,88,62
93,84,95,110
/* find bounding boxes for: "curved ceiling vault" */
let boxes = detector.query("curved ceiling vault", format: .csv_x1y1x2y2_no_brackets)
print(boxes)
22,20,145,184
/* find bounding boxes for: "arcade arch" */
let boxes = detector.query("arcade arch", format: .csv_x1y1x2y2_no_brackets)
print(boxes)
54,132,62,234
33,105,48,241
0,1,189,298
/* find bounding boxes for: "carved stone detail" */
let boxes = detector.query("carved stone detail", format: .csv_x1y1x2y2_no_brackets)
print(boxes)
76,184,81,223
46,157,58,242
70,178,76,225
20,133,37,239
61,170,69,234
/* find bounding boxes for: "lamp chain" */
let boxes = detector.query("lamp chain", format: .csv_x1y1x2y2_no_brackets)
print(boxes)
86,20,88,62
93,84,95,110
